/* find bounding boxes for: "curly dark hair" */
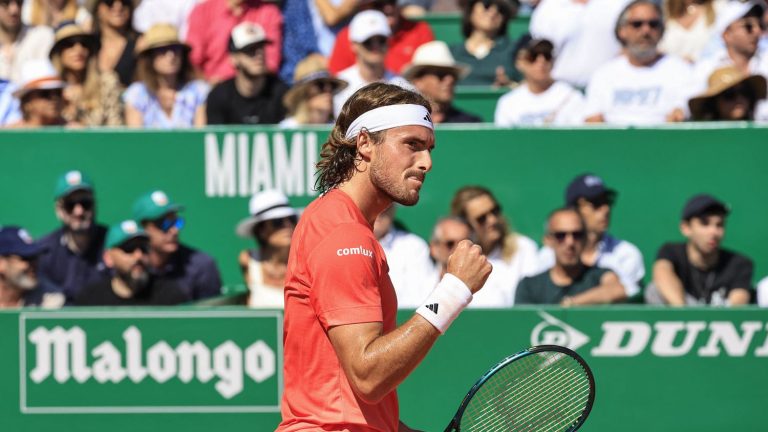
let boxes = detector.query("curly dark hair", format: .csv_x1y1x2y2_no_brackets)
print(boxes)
314,82,431,194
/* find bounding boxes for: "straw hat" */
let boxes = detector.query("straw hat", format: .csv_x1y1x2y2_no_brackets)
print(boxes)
12,59,66,99
49,23,100,58
401,41,470,81
135,23,190,56
283,54,348,113
688,66,767,120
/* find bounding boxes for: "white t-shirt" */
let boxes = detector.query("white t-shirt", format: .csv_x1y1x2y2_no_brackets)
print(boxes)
584,54,694,125
757,276,768,307
495,81,586,126
529,0,633,88
379,228,433,309
246,255,285,309
658,0,726,63
0,25,54,84
333,65,411,116
473,234,539,308
133,0,200,38
536,234,645,297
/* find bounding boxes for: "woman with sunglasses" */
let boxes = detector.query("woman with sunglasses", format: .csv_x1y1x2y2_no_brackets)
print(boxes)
49,22,123,126
123,23,208,128
449,0,522,86
24,0,91,30
6,59,71,128
235,190,299,308
280,54,348,127
688,65,767,121
659,0,725,63
91,0,138,88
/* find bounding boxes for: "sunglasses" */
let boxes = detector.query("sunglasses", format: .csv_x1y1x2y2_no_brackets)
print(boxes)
262,216,297,230
735,19,765,34
0,0,22,6
626,19,662,30
151,45,184,57
526,51,553,62
362,36,388,51
719,85,751,101
118,240,149,254
238,43,266,57
434,238,464,249
63,197,94,213
474,205,502,226
584,194,615,208
59,37,91,51
310,80,336,94
549,230,586,243
26,88,62,99
101,0,130,7
150,216,185,233
418,69,456,81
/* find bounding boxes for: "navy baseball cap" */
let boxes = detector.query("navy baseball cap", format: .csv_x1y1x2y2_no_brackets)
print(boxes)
565,174,617,206
681,194,730,220
0,226,48,258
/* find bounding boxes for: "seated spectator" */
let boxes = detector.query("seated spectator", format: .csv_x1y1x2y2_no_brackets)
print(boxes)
235,190,298,308
584,0,694,125
0,0,54,84
132,0,198,38
49,22,123,126
402,40,482,123
76,220,189,306
186,0,283,83
6,59,69,128
332,10,410,115
23,0,91,30
537,174,645,299
646,194,754,306
0,226,65,308
659,0,725,63
494,38,586,126
450,0,522,86
0,79,22,125
529,0,633,88
92,0,138,88
207,22,288,125
688,66,767,121
328,0,434,75
124,23,209,128
373,204,431,308
280,53,348,127
450,185,539,306
132,189,222,300
515,208,625,305
37,170,108,303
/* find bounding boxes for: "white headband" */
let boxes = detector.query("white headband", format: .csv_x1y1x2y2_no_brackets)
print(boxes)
345,104,434,140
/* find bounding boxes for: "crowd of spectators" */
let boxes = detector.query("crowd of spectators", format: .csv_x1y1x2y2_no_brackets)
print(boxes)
0,0,766,128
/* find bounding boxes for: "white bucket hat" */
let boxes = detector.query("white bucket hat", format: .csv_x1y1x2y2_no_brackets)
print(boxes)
12,59,66,99
349,10,392,43
235,190,299,238
402,41,471,81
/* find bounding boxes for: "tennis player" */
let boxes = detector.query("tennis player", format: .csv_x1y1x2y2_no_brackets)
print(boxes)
276,82,492,432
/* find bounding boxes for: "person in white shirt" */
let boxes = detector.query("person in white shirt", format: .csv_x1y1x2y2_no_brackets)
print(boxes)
584,0,694,125
450,186,539,307
132,0,199,39
0,0,54,84
529,0,633,88
333,9,410,116
537,174,645,299
495,38,586,126
757,276,768,307
658,0,726,63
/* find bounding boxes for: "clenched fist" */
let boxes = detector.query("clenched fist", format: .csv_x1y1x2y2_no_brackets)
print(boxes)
446,240,492,294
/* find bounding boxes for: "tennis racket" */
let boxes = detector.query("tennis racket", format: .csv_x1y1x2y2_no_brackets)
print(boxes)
444,345,595,432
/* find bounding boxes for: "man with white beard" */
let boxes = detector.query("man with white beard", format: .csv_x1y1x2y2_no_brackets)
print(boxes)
0,226,64,308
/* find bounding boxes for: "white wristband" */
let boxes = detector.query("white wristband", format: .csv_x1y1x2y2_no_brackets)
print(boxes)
415,274,473,334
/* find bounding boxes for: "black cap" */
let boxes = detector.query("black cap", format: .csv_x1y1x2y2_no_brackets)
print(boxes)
565,174,617,206
681,194,730,220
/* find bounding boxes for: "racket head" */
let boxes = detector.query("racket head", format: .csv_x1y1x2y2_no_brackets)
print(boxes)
446,345,595,432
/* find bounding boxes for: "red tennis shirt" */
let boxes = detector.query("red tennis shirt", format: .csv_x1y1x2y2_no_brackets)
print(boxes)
277,189,399,432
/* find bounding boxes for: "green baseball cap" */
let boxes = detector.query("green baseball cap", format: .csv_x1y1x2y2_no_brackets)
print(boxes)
54,170,94,200
105,220,148,249
132,190,184,222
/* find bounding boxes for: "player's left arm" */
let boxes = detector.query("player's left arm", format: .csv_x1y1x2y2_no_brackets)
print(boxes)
565,270,627,306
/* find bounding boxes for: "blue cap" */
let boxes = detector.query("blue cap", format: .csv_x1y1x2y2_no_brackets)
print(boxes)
0,226,48,258
565,174,617,206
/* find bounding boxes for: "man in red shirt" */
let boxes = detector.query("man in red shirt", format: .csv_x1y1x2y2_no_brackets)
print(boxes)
277,82,492,432
328,0,434,75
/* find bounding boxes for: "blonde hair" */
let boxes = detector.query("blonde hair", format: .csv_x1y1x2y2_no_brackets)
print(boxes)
663,0,716,24
51,52,102,113
30,0,78,27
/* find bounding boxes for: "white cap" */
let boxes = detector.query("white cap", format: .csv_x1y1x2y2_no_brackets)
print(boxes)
714,1,764,36
229,22,271,51
13,59,65,98
235,190,299,238
349,10,391,43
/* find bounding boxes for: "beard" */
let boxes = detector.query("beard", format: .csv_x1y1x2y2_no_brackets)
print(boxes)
9,272,37,291
370,158,424,206
117,266,150,294
626,41,658,63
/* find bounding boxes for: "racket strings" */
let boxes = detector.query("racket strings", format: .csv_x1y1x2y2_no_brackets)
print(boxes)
460,351,591,432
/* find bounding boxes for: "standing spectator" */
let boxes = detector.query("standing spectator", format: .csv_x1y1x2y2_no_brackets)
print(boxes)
92,0,138,88
328,0,434,75
0,79,21,125
332,10,410,115
280,53,348,127
235,190,298,308
123,23,208,128
659,0,726,63
308,0,356,57
530,0,633,88
23,0,91,30
449,0,521,86
495,38,586,126
0,226,65,308
49,22,123,126
6,59,69,128
646,194,754,306
688,66,767,121
132,189,222,300
186,0,283,83
0,0,54,84
76,220,189,306
450,185,539,306
206,22,288,125
584,0,694,125
402,40,482,123
278,0,318,84
515,208,625,305
132,0,198,38
37,170,108,303
537,174,645,299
